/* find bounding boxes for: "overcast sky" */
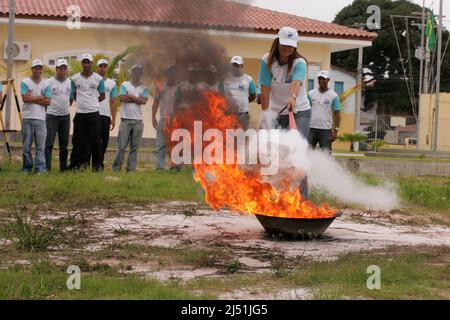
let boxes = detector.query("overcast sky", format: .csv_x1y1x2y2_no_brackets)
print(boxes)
232,0,450,29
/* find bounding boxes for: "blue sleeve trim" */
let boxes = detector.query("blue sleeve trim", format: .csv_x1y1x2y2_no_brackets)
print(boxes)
21,81,29,95
332,95,341,111
119,84,127,96
259,59,272,87
97,80,106,94
249,80,257,94
44,84,52,98
292,61,307,81
142,88,150,98
110,84,118,98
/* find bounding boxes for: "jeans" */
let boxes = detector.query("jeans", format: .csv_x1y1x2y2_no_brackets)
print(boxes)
276,109,311,140
237,112,250,130
22,119,47,173
113,119,144,172
45,114,70,172
155,118,168,169
308,128,332,153
69,112,102,171
277,109,312,199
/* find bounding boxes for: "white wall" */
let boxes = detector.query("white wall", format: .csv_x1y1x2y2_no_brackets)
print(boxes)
308,67,357,114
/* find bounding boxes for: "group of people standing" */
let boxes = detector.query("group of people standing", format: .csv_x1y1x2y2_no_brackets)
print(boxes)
5,25,341,195
16,54,148,173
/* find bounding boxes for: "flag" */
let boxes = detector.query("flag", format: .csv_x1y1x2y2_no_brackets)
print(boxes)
426,11,437,51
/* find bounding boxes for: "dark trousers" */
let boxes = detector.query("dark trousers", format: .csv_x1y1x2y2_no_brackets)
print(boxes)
100,115,111,168
45,114,70,172
69,112,102,171
308,128,332,152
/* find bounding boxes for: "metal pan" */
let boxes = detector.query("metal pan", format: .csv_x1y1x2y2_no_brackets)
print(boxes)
255,213,340,240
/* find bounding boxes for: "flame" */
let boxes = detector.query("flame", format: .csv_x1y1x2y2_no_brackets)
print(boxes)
166,90,337,219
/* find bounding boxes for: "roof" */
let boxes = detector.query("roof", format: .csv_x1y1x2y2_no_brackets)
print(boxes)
0,0,376,40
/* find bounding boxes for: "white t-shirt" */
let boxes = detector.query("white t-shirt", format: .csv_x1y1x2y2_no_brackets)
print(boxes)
99,78,118,118
154,82,177,120
46,77,73,116
119,81,150,120
223,73,257,113
308,88,341,130
20,78,52,121
259,53,310,115
71,72,105,114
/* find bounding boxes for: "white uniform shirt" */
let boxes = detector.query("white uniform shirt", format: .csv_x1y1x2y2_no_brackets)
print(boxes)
99,78,118,118
308,88,341,130
71,72,105,114
223,73,257,113
46,77,73,116
21,78,52,120
259,53,310,115
119,81,150,120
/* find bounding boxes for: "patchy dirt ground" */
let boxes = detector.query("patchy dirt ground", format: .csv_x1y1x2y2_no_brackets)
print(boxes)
1,201,449,299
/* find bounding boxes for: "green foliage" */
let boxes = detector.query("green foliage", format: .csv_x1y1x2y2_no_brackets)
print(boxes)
4,212,62,252
370,139,385,151
332,0,450,114
337,133,367,143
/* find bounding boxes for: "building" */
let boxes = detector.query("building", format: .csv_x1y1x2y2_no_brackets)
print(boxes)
0,0,375,150
419,93,450,151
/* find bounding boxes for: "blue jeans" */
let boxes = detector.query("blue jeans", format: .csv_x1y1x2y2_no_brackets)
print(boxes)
277,109,312,199
22,119,47,173
155,118,168,169
113,119,144,172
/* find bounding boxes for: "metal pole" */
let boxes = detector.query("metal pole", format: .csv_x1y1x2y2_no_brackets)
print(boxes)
5,0,16,129
417,0,426,150
354,46,363,152
432,0,443,154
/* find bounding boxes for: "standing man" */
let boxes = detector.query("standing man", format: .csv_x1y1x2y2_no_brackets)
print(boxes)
223,56,257,130
113,64,149,172
308,70,341,152
173,63,202,113
45,59,73,172
96,59,118,169
68,53,105,171
21,59,52,174
152,65,178,170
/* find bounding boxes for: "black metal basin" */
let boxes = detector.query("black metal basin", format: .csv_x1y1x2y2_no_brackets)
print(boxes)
255,214,339,240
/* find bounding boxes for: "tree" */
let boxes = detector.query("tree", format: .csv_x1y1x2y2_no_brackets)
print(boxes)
332,0,450,115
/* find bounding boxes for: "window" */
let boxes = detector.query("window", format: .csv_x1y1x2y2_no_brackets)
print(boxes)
334,81,344,95
308,79,314,91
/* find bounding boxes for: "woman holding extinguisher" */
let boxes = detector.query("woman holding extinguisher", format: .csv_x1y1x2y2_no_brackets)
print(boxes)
259,26,311,199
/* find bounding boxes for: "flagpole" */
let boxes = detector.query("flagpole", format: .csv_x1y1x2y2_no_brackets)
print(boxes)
432,0,443,153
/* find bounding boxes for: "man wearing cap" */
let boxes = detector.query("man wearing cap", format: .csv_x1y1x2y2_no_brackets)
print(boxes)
173,63,202,113
20,59,52,174
152,65,178,170
307,70,341,152
201,65,221,92
96,59,118,169
223,56,257,129
112,64,149,172
68,53,106,171
45,59,74,172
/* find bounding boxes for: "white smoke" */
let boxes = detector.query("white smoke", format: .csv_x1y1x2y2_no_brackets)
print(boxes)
251,113,400,211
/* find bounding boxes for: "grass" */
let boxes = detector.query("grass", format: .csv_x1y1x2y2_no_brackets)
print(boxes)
1,161,448,225
3,212,63,252
1,246,448,300
184,246,450,300
0,162,204,210
0,265,208,300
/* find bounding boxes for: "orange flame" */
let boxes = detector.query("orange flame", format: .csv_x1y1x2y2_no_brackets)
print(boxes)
166,91,337,219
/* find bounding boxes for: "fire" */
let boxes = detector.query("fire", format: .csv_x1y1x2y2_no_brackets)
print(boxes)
166,91,337,219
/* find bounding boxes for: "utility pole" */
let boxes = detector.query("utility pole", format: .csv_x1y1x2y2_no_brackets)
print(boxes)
5,0,16,129
432,0,443,154
353,23,365,152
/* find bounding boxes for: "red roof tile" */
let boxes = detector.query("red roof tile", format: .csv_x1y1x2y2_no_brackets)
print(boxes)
0,0,376,40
